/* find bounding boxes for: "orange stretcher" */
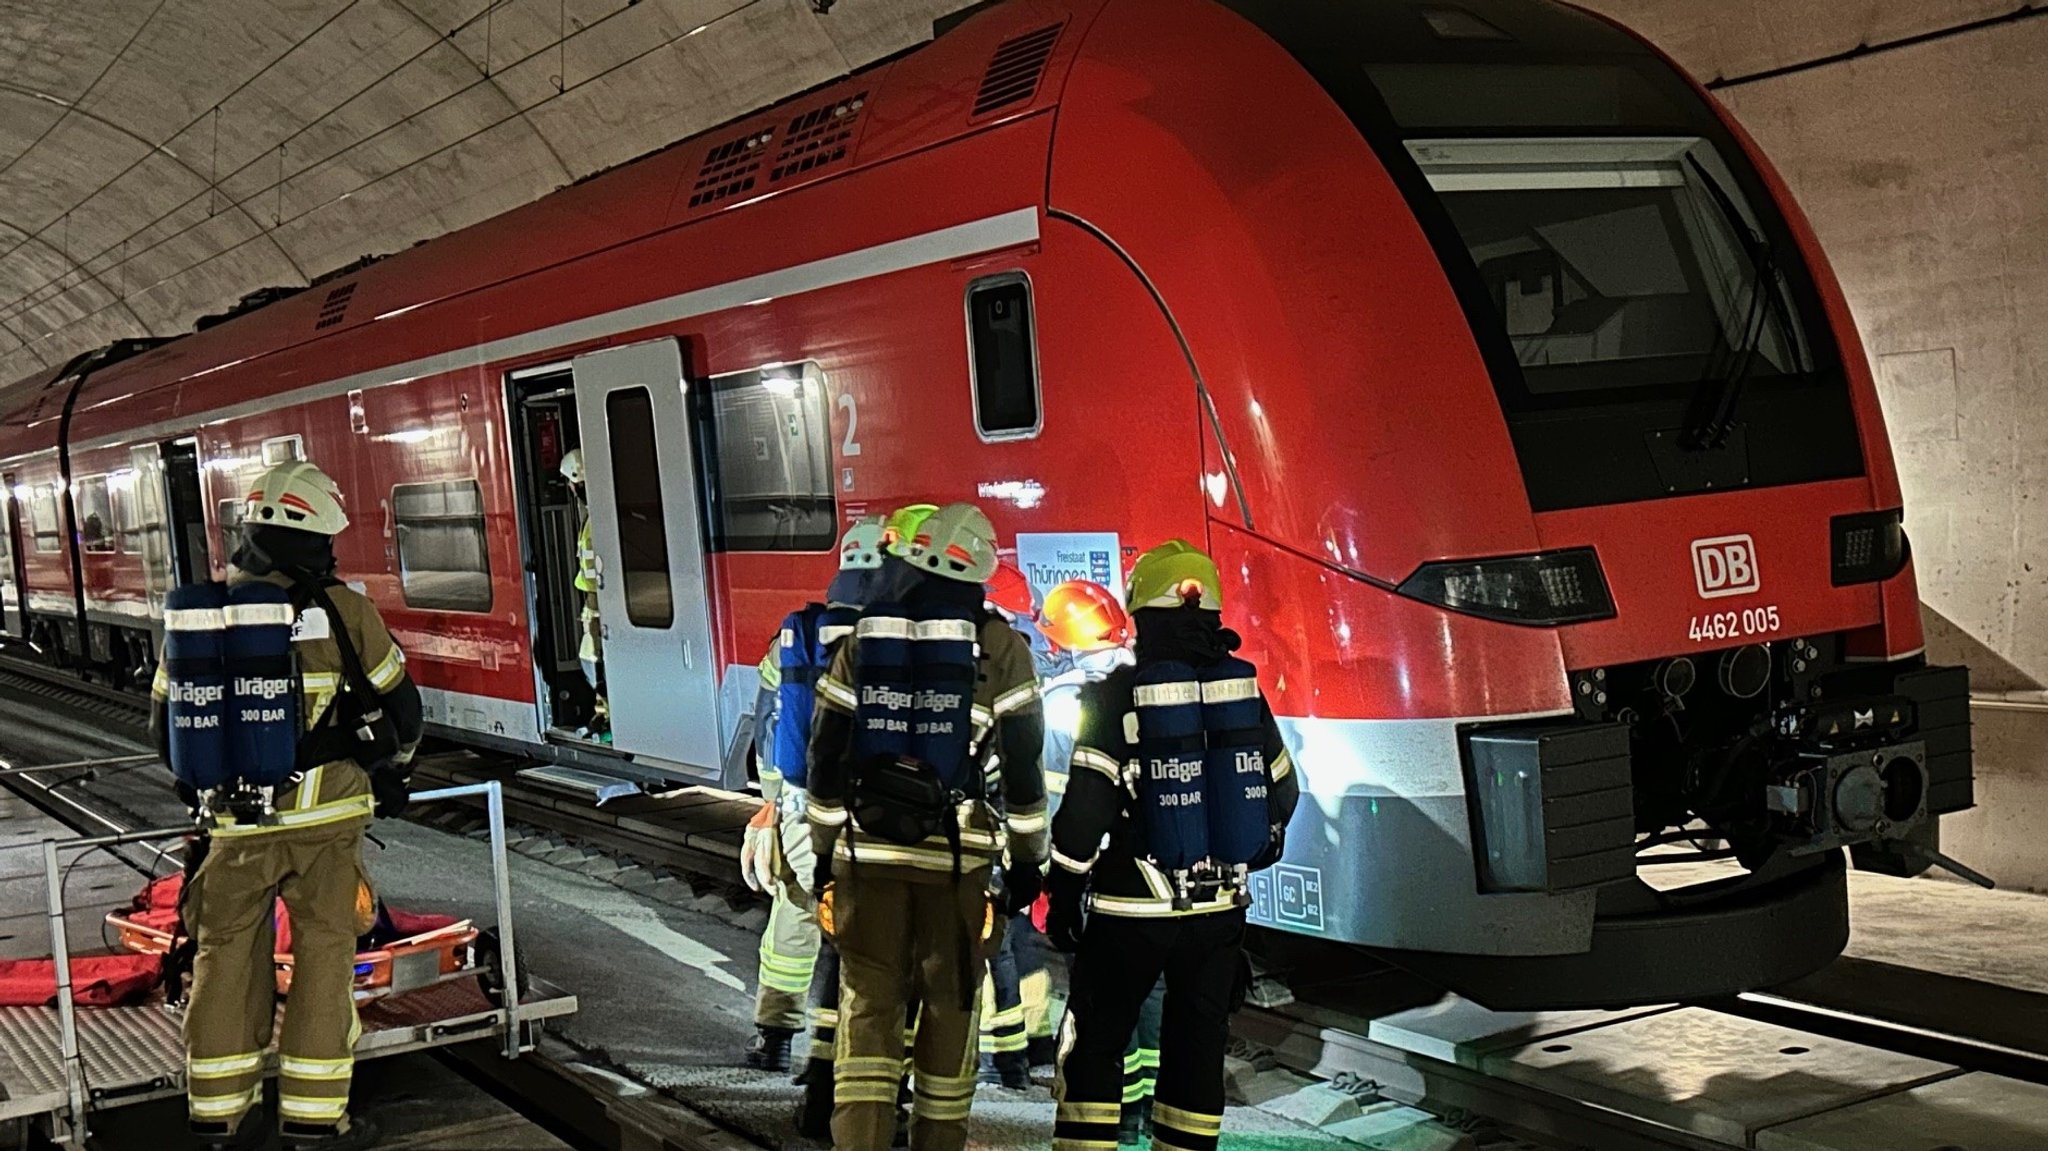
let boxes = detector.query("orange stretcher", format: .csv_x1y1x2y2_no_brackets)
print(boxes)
106,873,479,1001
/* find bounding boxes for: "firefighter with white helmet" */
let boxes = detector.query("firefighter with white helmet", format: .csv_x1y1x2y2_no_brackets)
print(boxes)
1046,540,1299,1151
560,448,608,738
807,501,1048,1151
151,460,423,1151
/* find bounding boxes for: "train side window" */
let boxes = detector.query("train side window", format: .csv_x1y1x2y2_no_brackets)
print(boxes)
966,273,1042,441
112,470,143,554
30,484,63,553
75,476,115,553
393,479,493,613
217,499,245,562
606,387,675,628
698,365,835,552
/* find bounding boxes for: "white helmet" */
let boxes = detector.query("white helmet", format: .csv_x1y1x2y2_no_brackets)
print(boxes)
559,448,585,486
839,515,885,571
244,461,349,536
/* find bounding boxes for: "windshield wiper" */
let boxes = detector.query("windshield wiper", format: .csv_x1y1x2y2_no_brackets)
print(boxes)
1681,154,1795,450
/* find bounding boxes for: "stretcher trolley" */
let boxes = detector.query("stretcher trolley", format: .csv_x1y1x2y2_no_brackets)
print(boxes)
0,781,577,1145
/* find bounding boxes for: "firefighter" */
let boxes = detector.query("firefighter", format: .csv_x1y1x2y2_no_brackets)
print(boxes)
976,562,1041,1090
791,502,938,1141
152,461,423,1151
1045,540,1299,1151
561,448,607,739
739,515,887,1072
807,502,1047,1151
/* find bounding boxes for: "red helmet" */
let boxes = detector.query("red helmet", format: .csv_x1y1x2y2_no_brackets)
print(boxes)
984,561,1036,618
1035,580,1133,653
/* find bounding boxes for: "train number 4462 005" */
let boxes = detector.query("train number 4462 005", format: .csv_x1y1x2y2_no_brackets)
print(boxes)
1688,605,1780,644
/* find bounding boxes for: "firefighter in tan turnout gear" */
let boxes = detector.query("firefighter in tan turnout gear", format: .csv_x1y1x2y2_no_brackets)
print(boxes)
151,461,424,1151
562,447,608,739
806,502,1048,1151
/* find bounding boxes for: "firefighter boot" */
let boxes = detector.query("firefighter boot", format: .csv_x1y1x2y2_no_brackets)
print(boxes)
1118,1097,1153,1146
283,1114,381,1151
744,1025,796,1071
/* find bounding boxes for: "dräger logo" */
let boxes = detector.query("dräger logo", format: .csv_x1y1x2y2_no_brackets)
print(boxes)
1691,534,1760,599
167,681,225,707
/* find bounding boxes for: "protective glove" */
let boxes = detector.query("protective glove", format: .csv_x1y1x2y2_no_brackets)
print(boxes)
1000,860,1043,917
816,882,837,938
740,802,777,893
369,769,410,820
1044,866,1086,953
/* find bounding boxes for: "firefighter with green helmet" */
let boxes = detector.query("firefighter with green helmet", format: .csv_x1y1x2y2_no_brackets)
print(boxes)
1047,539,1299,1151
807,501,1047,1151
152,461,424,1151
738,514,886,1074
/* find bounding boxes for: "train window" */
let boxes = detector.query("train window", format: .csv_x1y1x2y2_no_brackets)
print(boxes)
75,477,115,553
967,274,1041,440
698,365,835,552
29,484,62,553
393,480,493,613
218,499,245,562
1409,138,1814,396
112,470,143,553
606,388,675,628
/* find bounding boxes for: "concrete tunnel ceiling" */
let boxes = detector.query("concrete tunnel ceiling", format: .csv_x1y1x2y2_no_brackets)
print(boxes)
0,0,2033,391
0,0,984,387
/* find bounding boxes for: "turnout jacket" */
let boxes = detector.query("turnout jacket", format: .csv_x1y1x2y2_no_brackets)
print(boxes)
806,613,1050,873
1050,664,1298,916
151,570,423,836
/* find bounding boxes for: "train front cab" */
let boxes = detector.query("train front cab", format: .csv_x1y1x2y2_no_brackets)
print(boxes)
1099,0,1979,1009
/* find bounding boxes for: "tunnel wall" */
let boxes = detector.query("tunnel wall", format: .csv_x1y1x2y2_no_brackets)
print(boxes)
1580,0,2048,891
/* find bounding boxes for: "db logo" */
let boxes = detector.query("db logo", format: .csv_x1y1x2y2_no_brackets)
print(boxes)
1692,535,1760,599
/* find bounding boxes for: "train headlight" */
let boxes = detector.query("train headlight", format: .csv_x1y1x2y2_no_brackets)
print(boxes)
1397,548,1615,626
1831,509,1908,586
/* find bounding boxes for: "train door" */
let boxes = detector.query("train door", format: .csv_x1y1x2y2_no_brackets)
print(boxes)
509,366,598,738
570,339,721,769
0,471,21,637
159,439,210,586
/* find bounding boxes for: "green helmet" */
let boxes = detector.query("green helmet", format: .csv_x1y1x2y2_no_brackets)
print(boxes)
882,503,938,558
908,502,999,584
1127,539,1222,611
838,515,886,571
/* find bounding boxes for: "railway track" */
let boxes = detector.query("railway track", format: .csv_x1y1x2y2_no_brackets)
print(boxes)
5,657,2045,1149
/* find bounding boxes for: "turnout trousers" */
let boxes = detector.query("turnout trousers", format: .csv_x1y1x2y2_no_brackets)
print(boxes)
183,818,368,1138
1053,909,1246,1151
833,861,992,1151
754,800,821,1031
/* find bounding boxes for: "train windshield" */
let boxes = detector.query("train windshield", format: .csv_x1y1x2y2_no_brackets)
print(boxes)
1409,137,1812,396
1357,57,1863,511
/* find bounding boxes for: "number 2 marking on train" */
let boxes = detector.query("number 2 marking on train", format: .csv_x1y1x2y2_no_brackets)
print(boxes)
837,392,861,457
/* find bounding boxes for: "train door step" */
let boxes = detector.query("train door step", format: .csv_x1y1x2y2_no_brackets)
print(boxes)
517,765,643,805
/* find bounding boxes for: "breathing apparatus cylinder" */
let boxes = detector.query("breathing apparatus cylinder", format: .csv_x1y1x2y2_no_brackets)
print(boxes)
1200,656,1271,901
164,583,231,795
1132,660,1209,909
222,581,300,820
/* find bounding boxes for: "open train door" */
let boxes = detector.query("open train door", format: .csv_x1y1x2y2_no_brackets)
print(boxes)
0,471,22,637
570,339,721,770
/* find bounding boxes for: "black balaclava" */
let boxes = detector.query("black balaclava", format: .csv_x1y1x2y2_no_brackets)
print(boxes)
825,566,882,609
865,553,927,606
907,568,987,612
1133,606,1240,666
233,524,337,581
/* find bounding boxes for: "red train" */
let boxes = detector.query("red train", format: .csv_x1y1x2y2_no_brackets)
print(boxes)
0,0,1970,1007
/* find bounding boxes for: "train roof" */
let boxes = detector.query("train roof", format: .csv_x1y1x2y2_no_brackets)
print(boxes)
0,0,1100,459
